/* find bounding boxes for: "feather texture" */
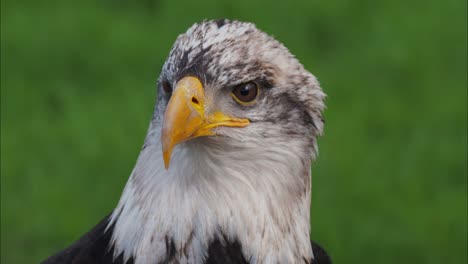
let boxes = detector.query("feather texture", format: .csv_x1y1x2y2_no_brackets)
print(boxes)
42,19,330,264
42,215,331,264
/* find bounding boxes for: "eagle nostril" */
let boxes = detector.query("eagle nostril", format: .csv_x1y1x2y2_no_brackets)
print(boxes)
191,97,199,105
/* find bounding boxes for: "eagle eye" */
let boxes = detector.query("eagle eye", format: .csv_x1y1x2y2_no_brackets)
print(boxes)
162,80,172,95
231,81,259,105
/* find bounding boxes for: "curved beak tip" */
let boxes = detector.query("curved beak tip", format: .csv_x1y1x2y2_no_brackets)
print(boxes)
163,151,170,170
162,133,173,170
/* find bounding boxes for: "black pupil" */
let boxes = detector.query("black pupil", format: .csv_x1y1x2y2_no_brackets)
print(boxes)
240,85,251,96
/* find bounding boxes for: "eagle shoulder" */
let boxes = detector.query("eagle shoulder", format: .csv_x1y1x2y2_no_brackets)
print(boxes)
311,240,332,264
41,214,132,264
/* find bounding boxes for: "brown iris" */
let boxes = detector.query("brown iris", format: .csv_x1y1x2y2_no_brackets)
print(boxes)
231,81,259,105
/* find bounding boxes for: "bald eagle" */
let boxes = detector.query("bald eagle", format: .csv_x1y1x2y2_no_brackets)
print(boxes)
42,19,331,264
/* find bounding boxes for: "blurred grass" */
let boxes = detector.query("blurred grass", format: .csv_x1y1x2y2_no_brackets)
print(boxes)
1,0,466,263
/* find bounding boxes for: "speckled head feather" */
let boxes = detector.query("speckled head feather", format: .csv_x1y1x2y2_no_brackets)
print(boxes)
109,19,326,264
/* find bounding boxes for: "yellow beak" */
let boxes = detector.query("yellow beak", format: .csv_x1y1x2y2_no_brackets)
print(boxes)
161,76,249,169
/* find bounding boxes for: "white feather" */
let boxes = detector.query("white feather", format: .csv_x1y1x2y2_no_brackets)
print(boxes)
108,120,315,264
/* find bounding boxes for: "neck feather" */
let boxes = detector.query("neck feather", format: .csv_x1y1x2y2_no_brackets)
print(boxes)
109,124,315,264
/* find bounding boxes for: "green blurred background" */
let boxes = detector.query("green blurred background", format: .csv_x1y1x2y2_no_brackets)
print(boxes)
1,0,467,263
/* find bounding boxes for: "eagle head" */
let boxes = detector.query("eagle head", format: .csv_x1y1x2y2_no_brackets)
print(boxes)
155,19,325,170
110,19,327,264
